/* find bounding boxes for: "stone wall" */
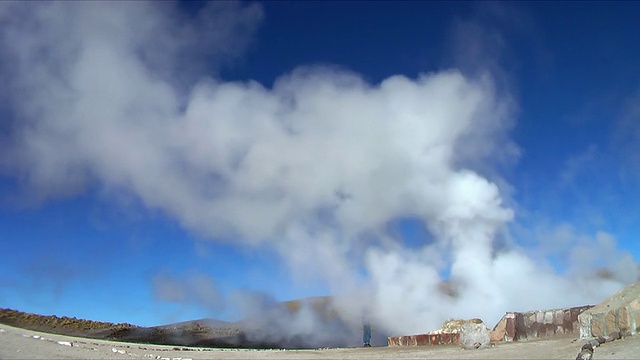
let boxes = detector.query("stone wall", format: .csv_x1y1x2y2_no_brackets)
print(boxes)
578,282,640,338
387,332,460,347
388,305,593,347
492,305,593,342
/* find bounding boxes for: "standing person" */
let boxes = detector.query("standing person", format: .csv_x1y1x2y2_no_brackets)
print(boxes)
362,317,372,347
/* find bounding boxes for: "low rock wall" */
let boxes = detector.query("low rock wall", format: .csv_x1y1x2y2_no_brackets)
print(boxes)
492,305,593,342
388,305,593,347
387,332,460,347
579,299,640,338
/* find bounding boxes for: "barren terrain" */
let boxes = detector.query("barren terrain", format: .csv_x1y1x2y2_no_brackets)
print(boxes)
2,322,639,359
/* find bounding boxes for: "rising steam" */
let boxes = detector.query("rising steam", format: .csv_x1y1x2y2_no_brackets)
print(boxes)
0,1,637,346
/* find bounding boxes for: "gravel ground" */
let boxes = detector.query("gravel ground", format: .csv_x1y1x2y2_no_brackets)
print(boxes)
593,335,640,360
2,323,639,359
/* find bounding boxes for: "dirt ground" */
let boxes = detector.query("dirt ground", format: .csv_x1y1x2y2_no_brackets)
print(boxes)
1,323,639,359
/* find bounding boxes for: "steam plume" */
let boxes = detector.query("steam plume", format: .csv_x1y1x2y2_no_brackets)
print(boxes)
0,1,637,344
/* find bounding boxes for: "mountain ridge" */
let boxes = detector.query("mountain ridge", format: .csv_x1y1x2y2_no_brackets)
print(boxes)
0,296,361,349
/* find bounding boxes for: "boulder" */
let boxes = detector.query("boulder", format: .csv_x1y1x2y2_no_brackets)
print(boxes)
588,339,600,348
581,342,593,351
575,348,593,360
460,322,490,350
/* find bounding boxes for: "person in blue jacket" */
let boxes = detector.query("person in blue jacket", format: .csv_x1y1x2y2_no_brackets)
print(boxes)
362,317,372,347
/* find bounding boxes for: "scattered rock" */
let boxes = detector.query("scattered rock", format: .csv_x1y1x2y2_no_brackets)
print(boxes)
575,326,634,360
581,342,593,351
576,348,593,360
587,339,600,348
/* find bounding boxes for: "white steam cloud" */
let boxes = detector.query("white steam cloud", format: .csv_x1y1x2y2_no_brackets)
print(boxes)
1,1,637,343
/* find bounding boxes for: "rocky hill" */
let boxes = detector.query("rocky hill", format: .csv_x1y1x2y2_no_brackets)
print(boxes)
0,297,359,349
0,308,137,338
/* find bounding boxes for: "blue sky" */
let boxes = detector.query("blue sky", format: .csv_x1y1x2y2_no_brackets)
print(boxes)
0,1,639,332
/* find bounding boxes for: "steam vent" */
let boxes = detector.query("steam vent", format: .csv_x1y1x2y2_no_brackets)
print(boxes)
578,281,640,338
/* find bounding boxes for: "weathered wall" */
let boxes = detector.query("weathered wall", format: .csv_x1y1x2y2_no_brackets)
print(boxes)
492,305,593,342
388,318,484,347
578,282,640,338
388,332,460,347
388,305,593,347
